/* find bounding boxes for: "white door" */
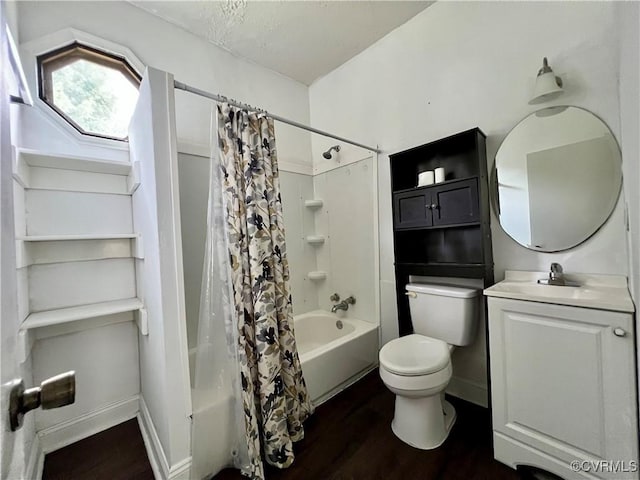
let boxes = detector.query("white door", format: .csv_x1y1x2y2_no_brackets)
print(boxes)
1,0,22,476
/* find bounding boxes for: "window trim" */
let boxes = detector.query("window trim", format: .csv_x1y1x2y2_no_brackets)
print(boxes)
37,42,141,141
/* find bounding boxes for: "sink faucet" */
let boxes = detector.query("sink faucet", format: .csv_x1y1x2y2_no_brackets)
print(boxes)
538,263,579,287
549,263,564,285
331,296,356,313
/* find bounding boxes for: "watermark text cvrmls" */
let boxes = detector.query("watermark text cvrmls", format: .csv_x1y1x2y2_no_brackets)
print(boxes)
570,460,638,474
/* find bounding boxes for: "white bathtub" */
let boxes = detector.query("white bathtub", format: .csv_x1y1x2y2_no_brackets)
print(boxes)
295,310,379,404
189,349,237,480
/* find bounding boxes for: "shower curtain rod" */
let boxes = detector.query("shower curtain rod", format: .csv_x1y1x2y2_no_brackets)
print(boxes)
174,80,381,153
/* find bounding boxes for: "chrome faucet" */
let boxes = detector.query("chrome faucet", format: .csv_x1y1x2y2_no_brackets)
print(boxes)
331,296,356,313
538,263,579,287
549,262,564,285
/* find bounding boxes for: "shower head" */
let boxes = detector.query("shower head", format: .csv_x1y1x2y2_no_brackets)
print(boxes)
322,145,341,159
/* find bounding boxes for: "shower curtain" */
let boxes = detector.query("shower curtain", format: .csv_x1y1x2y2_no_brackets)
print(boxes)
195,103,313,480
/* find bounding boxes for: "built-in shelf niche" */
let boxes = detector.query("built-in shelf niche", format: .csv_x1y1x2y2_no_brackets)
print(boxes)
15,234,144,269
304,198,327,281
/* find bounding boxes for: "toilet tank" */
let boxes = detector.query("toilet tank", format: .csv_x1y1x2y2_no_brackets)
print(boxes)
406,283,480,346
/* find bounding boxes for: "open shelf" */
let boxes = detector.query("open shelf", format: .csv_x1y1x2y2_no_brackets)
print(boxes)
17,149,132,175
21,297,144,330
308,271,327,281
18,233,139,242
393,175,479,194
304,199,324,209
306,235,326,245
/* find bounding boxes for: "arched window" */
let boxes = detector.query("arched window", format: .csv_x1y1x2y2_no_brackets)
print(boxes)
38,43,141,141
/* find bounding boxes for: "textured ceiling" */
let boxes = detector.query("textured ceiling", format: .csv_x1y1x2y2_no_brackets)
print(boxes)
129,1,432,85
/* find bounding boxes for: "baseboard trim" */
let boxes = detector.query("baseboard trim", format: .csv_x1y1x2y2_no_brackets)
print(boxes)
168,457,192,480
447,376,488,408
137,396,168,480
38,395,139,454
25,433,44,480
138,396,192,480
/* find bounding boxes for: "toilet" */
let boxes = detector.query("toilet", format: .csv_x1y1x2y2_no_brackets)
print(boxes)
379,283,479,450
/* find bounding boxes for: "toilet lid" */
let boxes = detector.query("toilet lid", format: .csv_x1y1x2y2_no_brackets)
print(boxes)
379,334,450,376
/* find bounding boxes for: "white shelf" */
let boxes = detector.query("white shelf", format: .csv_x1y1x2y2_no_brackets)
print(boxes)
18,233,138,242
17,149,132,175
308,271,328,281
21,298,144,330
304,199,324,209
306,235,325,245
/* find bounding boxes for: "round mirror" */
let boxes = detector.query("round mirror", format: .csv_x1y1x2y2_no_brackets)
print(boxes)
492,106,622,252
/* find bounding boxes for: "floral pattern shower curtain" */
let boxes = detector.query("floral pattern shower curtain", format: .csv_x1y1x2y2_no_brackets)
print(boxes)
217,103,314,479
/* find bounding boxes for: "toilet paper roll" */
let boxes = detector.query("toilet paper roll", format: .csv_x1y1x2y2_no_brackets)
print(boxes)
435,167,445,183
418,171,435,187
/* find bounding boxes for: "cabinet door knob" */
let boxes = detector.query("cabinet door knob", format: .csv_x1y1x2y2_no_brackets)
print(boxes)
431,204,439,210
425,204,432,209
613,327,627,337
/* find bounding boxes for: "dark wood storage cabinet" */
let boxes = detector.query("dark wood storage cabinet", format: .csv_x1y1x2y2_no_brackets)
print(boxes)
394,178,480,229
391,128,494,336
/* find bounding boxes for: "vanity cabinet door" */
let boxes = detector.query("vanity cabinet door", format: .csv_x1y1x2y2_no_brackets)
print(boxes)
488,297,637,478
393,188,433,229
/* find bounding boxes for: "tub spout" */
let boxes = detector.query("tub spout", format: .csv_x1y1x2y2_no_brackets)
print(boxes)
331,296,356,313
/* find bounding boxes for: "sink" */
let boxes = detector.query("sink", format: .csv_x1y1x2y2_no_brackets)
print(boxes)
491,283,599,300
484,271,634,312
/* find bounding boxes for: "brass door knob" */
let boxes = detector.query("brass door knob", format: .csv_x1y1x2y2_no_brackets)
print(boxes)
9,371,76,431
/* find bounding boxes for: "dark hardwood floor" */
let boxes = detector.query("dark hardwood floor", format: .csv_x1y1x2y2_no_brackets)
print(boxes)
41,372,521,480
215,371,522,480
42,418,154,480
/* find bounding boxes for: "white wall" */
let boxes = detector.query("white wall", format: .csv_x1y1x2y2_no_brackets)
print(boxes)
309,1,630,405
17,1,313,172
130,68,192,472
616,1,640,423
177,153,209,350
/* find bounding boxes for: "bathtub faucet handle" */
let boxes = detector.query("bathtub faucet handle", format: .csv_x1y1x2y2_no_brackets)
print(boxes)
330,293,340,302
330,296,356,313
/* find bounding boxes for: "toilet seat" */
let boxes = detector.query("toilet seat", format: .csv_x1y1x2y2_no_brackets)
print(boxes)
379,334,450,376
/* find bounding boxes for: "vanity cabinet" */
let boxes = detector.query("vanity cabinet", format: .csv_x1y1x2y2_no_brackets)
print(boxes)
394,178,480,230
487,297,638,479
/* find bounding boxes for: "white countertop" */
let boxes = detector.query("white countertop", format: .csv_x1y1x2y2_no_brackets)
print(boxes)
484,270,635,313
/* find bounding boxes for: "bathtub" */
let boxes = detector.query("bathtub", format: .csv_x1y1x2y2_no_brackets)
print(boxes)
295,310,379,404
189,349,237,480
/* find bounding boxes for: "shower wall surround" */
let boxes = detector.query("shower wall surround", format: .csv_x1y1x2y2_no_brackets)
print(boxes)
279,172,319,314
178,155,378,352
280,159,378,323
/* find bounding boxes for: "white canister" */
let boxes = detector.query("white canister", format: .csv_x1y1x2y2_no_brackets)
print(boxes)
418,171,435,187
435,167,445,183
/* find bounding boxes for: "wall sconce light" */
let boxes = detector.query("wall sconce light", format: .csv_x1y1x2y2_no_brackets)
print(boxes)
529,57,563,105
